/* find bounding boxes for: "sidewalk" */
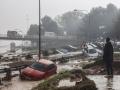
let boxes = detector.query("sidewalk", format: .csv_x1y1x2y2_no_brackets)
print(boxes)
88,75,120,90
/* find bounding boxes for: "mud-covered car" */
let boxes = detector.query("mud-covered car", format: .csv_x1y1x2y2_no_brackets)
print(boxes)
20,59,57,80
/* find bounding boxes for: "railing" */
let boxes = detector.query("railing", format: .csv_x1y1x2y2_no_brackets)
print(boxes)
0,34,7,37
0,34,76,40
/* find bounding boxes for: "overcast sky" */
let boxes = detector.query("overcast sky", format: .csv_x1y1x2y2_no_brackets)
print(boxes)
0,0,120,34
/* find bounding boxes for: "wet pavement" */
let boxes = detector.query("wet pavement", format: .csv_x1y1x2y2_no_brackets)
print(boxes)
88,75,120,90
57,75,120,90
56,75,120,90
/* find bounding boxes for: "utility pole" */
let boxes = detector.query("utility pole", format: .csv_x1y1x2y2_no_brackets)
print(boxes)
39,0,41,60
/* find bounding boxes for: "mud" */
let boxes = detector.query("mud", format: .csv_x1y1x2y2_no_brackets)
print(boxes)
0,76,41,90
88,75,120,90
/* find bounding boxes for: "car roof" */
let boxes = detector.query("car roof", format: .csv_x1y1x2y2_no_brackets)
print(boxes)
39,59,54,65
87,44,94,49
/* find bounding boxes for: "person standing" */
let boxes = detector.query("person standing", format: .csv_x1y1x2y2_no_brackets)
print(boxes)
103,37,113,78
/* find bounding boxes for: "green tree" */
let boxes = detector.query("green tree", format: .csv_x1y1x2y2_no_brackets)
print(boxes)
81,3,118,40
41,15,58,34
27,24,45,36
113,13,120,39
27,24,39,35
55,11,84,35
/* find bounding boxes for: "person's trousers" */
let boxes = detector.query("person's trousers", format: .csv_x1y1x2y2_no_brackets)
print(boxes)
105,62,113,75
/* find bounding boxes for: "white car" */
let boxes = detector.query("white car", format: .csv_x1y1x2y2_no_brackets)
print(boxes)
84,44,99,59
89,43,103,55
87,48,99,59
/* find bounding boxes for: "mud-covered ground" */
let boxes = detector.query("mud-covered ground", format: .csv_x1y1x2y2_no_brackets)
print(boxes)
0,58,120,90
1,77,41,90
0,59,84,90
84,60,120,75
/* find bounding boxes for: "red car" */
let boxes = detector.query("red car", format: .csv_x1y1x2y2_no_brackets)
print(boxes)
20,59,57,80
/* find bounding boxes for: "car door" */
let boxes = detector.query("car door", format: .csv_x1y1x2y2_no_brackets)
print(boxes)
46,64,56,76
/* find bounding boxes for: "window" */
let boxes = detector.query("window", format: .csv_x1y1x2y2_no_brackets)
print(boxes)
30,62,46,72
89,49,96,54
47,64,55,70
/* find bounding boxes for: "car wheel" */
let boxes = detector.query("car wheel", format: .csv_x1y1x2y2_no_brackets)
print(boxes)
19,75,25,80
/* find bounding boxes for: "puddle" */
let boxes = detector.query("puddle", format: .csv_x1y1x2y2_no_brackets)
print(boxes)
88,75,120,90
58,79,75,87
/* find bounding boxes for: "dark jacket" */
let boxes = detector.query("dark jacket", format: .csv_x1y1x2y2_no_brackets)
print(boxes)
103,42,113,63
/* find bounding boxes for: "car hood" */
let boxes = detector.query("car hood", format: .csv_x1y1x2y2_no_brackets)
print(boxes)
22,67,45,77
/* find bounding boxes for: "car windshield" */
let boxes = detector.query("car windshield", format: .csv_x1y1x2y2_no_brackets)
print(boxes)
89,49,96,54
30,62,46,72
